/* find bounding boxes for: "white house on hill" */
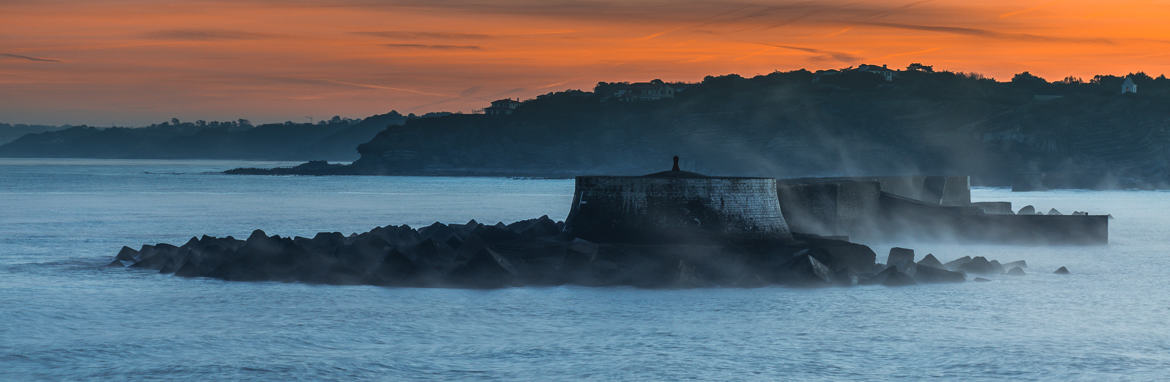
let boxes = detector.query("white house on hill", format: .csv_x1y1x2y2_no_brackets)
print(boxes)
1122,77,1138,94
485,99,521,115
855,64,895,82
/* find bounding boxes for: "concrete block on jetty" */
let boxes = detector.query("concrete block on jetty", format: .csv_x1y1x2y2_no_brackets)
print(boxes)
564,157,791,243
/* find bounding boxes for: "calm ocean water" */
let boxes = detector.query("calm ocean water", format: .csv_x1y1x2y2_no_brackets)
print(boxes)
1,158,1168,380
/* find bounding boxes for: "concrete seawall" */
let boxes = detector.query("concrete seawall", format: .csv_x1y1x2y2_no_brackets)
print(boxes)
782,176,971,206
776,180,880,238
777,176,1109,244
874,193,1108,244
564,175,792,243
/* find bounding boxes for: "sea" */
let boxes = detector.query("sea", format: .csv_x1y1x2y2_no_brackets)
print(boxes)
1,158,1168,381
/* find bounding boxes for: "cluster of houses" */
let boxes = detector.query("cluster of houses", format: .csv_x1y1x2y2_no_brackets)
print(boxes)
598,79,681,102
484,99,520,116
812,64,898,83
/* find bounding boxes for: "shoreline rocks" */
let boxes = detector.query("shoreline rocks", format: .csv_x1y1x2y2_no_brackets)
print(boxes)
111,216,1034,289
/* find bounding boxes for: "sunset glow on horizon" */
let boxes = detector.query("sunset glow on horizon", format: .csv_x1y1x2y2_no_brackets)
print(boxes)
3,0,1170,125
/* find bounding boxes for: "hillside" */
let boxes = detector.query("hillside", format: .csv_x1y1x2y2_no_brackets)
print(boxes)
0,124,71,146
0,112,408,161
328,67,1170,189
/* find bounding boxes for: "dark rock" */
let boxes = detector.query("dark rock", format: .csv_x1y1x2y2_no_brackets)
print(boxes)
369,225,421,248
797,236,877,275
447,247,517,288
1054,266,1071,274
943,256,972,270
913,264,966,283
559,243,596,285
1018,205,1036,215
108,246,139,266
489,238,570,285
1002,260,1027,269
310,232,346,248
506,215,563,238
173,236,242,278
957,256,1004,274
860,266,916,287
1047,208,1063,216
418,222,456,243
402,238,456,274
567,238,598,258
588,245,682,288
880,268,917,287
328,235,392,284
129,243,180,270
780,251,834,286
974,277,991,282
1006,267,1025,276
470,224,520,243
449,220,481,240
225,160,349,176
110,216,973,289
887,247,916,273
917,253,943,269
444,235,464,250
830,269,860,287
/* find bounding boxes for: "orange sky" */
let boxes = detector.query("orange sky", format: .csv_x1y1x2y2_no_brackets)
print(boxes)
3,0,1170,125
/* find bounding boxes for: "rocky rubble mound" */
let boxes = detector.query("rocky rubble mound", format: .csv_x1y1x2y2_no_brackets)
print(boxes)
110,216,1048,288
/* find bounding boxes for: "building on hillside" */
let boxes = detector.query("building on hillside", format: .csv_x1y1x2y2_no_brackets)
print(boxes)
1122,77,1138,94
600,80,678,102
854,64,895,82
485,99,521,116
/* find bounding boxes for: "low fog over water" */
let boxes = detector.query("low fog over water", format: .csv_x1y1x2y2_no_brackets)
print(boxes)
1,159,1168,380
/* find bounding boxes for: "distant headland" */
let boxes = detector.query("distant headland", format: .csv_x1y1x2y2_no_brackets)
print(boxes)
0,112,411,161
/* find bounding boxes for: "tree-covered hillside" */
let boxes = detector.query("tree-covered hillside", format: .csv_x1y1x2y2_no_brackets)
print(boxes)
0,124,70,146
0,112,409,161
343,66,1170,189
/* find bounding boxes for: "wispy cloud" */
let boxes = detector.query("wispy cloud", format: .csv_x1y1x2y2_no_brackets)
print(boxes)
759,43,861,63
873,47,941,61
325,79,452,97
337,0,1121,45
1,53,61,63
824,27,853,38
382,43,481,50
459,86,482,97
999,0,1058,18
858,21,1114,44
352,31,492,40
140,29,278,41
634,6,758,40
488,88,527,98
536,79,572,89
184,1,1121,46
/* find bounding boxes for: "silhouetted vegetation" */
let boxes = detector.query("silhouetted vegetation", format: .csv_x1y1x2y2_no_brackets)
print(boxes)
339,65,1170,189
0,123,70,145
8,63,1170,189
0,112,409,161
